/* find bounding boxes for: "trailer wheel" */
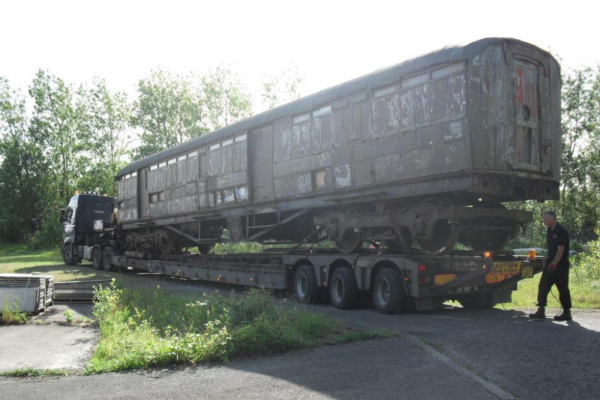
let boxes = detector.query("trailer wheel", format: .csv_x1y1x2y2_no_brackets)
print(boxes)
293,264,320,304
329,267,359,309
62,244,78,266
458,292,493,310
92,247,103,270
102,247,114,272
372,267,407,314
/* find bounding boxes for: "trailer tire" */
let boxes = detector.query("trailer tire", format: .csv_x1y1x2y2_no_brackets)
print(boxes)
102,247,114,272
459,292,494,310
293,264,320,304
62,244,78,266
92,247,103,270
329,267,359,310
372,267,407,314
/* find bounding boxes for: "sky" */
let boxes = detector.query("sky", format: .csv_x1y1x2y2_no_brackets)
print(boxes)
1,0,599,109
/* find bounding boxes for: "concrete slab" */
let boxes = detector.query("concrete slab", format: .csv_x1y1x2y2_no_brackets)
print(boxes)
36,303,94,324
0,324,96,372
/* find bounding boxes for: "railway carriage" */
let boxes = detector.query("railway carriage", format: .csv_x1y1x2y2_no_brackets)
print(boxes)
115,38,561,255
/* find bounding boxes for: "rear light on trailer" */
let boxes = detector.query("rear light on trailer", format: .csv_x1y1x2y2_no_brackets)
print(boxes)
484,251,492,259
418,264,427,272
528,249,537,259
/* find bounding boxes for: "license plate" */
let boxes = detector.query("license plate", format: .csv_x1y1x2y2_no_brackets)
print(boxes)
491,261,522,275
521,265,533,278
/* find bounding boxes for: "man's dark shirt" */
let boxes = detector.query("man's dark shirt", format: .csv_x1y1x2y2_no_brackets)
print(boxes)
547,223,570,269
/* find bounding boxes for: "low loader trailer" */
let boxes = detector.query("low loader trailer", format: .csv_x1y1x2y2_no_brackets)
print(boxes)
108,248,542,314
61,194,543,314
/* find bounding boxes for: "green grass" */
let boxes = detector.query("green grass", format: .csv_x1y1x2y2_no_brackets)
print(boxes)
0,249,140,285
0,367,69,377
502,246,600,309
86,283,393,374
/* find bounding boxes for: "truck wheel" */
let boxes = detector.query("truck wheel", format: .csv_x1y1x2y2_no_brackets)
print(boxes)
459,293,493,310
92,247,103,270
62,244,78,266
293,264,320,304
329,267,359,310
372,267,407,314
102,247,114,271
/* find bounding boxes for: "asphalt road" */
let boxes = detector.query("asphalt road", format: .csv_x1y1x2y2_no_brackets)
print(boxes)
1,304,598,400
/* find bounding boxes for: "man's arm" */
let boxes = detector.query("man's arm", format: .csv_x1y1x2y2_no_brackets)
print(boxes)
548,245,565,270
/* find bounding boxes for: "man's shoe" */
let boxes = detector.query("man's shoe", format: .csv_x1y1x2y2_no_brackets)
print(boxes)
554,310,572,321
529,308,546,319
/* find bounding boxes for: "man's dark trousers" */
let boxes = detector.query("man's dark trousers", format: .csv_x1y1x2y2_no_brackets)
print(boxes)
537,267,572,309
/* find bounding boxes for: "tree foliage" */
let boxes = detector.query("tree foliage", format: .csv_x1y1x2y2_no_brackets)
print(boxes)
132,70,206,160
261,65,304,110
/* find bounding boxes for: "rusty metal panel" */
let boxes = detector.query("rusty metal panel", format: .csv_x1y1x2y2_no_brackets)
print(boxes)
332,109,343,147
233,140,247,172
353,142,370,161
447,74,466,117
350,103,362,143
431,79,448,121
385,93,400,134
273,127,292,162
186,155,198,182
371,96,386,137
374,154,402,182
167,164,177,187
292,121,311,157
333,145,351,166
418,120,465,147
274,172,312,198
400,89,415,129
310,118,322,153
272,152,331,178
176,160,186,185
414,84,430,126
334,164,352,188
171,185,186,199
353,159,372,186
252,126,274,201
320,114,332,150
224,144,234,175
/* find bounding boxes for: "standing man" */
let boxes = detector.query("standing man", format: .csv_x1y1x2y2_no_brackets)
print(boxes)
529,211,572,321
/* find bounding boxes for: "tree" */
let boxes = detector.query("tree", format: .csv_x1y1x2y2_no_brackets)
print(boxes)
559,66,600,242
132,69,205,160
201,65,253,130
28,70,86,205
0,78,50,242
77,78,132,195
260,65,304,110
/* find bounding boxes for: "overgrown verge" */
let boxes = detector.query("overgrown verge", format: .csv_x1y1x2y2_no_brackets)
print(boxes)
87,283,393,373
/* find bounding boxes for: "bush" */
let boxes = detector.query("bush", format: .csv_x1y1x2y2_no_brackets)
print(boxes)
87,282,386,373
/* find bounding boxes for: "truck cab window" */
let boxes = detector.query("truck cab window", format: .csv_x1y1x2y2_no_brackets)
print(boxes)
66,208,74,222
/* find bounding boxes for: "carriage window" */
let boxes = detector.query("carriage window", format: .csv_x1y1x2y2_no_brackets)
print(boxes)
235,134,247,142
222,139,233,147
374,84,400,98
432,62,464,79
158,191,167,201
177,155,187,162
150,165,158,171
293,113,310,124
168,158,176,165
188,150,198,158
131,171,137,177
149,193,158,203
209,143,221,151
159,162,167,168
402,73,429,89
125,174,131,179
313,105,332,118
